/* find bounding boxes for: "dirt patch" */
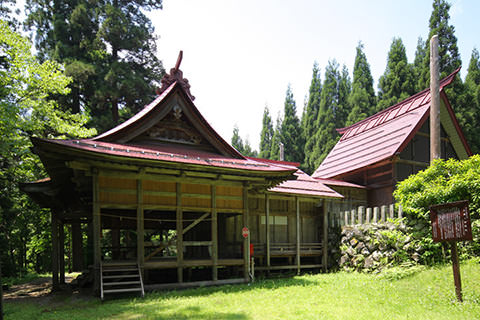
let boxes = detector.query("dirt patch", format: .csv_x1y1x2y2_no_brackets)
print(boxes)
3,277,55,300
3,276,95,306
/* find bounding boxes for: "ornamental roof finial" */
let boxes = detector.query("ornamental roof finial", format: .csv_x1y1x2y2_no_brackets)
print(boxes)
156,50,195,100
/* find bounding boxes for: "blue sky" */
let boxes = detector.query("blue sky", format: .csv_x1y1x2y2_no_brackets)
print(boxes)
149,0,480,151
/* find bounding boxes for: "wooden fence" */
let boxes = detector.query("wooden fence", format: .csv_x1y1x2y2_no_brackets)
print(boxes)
331,204,403,227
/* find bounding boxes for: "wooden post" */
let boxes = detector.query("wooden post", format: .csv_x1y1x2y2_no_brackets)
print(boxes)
59,220,65,284
389,204,395,220
350,209,355,225
344,211,349,226
211,186,218,281
51,211,59,291
295,197,301,275
373,207,379,223
398,205,403,219
451,242,463,302
137,178,144,274
176,182,183,283
366,207,372,223
358,206,365,224
243,186,249,282
92,170,101,294
430,34,441,162
322,200,328,272
265,194,270,270
71,222,83,271
380,205,386,222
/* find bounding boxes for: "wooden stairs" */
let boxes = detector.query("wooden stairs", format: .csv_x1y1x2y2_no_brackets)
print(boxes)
100,262,145,300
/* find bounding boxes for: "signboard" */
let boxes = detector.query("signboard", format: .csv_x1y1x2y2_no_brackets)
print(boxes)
430,200,472,243
242,227,249,238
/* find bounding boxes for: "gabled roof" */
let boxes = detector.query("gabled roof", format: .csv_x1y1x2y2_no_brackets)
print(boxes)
249,158,343,198
313,68,471,179
33,63,300,175
92,80,243,159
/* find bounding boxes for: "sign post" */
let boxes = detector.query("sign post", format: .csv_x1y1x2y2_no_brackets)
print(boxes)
242,227,251,281
430,200,473,302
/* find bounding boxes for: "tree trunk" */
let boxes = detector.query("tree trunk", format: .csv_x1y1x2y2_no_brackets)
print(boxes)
72,86,80,114
112,98,119,124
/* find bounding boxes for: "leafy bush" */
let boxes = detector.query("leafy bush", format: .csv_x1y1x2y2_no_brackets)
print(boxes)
394,156,480,263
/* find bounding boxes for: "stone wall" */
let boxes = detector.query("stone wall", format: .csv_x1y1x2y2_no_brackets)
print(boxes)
338,221,424,271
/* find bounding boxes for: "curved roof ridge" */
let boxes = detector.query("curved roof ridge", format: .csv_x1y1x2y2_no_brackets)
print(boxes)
93,81,178,141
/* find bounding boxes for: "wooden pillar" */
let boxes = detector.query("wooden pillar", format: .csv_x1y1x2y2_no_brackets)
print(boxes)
265,194,270,270
59,220,65,284
211,186,218,281
430,34,441,161
176,182,183,283
51,211,59,291
92,170,101,294
381,205,387,222
243,186,249,282
358,206,365,224
322,200,328,272
137,177,144,273
366,208,372,224
295,197,301,275
71,222,83,271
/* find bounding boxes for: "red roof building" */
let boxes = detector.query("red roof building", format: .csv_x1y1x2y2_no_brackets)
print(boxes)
313,68,471,206
22,56,339,296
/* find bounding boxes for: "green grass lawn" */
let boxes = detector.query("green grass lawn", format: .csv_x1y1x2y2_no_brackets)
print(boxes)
4,260,480,320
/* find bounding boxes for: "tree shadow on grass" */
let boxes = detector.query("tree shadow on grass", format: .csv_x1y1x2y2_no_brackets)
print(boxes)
147,275,321,300
3,276,322,319
105,303,250,320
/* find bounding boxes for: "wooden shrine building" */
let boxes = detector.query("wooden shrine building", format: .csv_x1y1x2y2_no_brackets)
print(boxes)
313,68,472,207
22,59,342,296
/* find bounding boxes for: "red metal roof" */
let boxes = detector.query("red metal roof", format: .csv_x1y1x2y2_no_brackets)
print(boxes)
313,178,366,189
313,68,462,179
40,138,293,172
270,169,343,198
250,159,343,198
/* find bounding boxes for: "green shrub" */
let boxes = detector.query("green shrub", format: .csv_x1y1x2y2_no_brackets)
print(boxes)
394,156,480,263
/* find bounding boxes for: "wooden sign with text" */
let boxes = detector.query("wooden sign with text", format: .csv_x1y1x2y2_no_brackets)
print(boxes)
430,200,472,243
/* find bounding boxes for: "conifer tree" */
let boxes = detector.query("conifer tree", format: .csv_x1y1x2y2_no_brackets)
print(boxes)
422,0,462,81
421,0,472,152
303,62,322,173
242,138,258,158
413,37,427,91
419,0,463,102
25,0,165,132
310,60,343,168
346,42,376,125
270,114,282,160
337,64,352,128
280,85,304,163
231,125,244,153
377,38,416,110
259,106,274,159
461,49,480,153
